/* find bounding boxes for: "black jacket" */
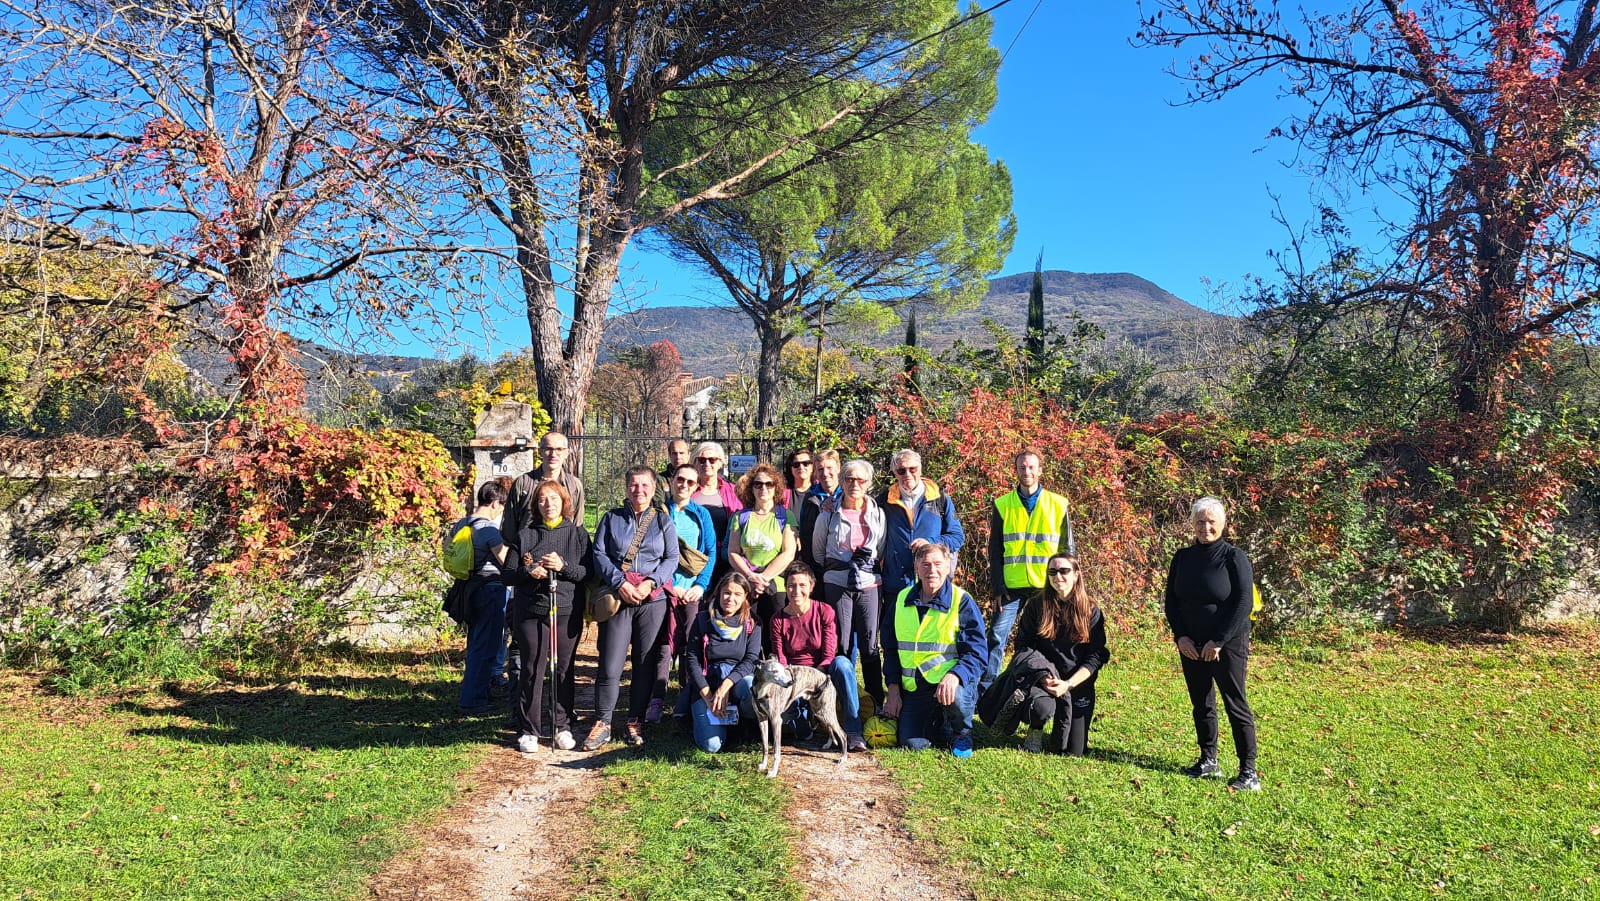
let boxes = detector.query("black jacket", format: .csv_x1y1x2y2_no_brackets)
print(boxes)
506,519,592,618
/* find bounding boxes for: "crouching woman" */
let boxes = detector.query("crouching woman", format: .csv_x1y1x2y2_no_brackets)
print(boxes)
684,573,762,752
1013,554,1109,755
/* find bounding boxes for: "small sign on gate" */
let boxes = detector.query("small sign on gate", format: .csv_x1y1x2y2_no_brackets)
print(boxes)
727,454,756,475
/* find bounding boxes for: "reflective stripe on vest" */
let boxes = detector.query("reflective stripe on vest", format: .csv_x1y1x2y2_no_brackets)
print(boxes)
893,585,968,690
996,489,1071,590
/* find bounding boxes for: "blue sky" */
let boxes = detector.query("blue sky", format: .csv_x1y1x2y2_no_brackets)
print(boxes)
610,0,1383,323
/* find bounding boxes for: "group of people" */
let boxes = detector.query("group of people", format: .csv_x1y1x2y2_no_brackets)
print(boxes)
447,434,1262,791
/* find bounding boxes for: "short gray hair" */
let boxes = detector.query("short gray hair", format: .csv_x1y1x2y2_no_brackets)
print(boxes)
1191,495,1227,521
691,441,726,466
890,448,921,472
841,458,874,483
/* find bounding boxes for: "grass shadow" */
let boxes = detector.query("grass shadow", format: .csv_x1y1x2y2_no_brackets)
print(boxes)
112,673,507,750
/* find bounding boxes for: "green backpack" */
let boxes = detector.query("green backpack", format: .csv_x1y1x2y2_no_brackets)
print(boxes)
441,517,484,581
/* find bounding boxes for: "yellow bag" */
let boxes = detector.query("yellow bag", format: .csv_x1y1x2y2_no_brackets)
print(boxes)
862,715,897,749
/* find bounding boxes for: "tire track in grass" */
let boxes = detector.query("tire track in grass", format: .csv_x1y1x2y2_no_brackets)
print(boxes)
777,745,974,901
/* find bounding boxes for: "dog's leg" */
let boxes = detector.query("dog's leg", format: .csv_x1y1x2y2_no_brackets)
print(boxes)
766,711,782,778
812,682,849,767
756,699,771,774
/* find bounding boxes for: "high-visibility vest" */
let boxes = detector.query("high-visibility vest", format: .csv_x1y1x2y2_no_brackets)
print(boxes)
893,585,970,691
995,489,1071,590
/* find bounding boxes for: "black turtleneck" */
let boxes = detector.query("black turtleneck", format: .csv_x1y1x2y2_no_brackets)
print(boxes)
1163,538,1254,646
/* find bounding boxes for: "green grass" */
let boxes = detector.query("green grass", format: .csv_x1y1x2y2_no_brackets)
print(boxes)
0,646,499,900
877,625,1600,900
577,733,803,901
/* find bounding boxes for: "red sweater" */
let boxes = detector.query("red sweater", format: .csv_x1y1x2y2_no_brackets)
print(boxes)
769,599,837,669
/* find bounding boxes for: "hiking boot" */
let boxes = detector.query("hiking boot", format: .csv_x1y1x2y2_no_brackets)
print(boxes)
456,703,496,717
644,698,664,724
950,731,974,759
1182,755,1221,778
847,733,868,753
1229,768,1262,792
992,688,1026,737
624,720,646,747
515,733,540,754
554,730,576,751
1022,727,1044,753
581,722,611,751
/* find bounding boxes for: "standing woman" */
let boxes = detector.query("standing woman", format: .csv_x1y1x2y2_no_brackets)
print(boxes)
587,466,679,751
684,573,763,753
507,480,591,753
781,448,815,512
1165,495,1260,791
811,458,887,706
1012,554,1109,755
657,464,717,724
727,462,797,637
691,441,742,585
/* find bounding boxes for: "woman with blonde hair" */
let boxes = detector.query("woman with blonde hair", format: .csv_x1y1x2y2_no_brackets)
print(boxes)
1012,554,1109,755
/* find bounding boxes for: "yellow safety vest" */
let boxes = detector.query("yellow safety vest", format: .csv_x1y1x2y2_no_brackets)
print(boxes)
996,489,1071,590
893,585,970,691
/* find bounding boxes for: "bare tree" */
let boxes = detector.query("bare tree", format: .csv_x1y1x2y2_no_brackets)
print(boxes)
0,0,476,429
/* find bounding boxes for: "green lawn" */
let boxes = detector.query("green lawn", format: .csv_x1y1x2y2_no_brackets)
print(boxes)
4,627,1597,900
878,625,1600,900
0,647,498,901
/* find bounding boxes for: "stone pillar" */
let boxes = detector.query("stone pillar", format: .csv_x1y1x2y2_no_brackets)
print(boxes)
470,401,536,496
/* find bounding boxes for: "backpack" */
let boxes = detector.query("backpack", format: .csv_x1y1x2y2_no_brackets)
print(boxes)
441,516,485,581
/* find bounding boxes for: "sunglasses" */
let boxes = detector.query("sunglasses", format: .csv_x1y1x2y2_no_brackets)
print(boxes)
1048,567,1077,576
893,466,920,475
843,476,869,483
672,477,697,485
752,481,776,489
696,456,721,464
790,460,812,467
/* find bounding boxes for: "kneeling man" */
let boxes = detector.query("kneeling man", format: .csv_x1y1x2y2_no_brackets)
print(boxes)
880,542,987,758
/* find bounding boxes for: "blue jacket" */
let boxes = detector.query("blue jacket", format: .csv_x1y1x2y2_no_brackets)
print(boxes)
878,481,966,602
593,504,679,602
666,498,717,594
881,577,988,692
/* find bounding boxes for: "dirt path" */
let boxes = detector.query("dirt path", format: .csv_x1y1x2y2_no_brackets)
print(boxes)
367,634,606,901
369,632,970,901
780,746,975,901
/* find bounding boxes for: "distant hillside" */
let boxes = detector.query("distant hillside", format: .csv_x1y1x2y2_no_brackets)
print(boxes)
605,270,1226,377
177,270,1226,403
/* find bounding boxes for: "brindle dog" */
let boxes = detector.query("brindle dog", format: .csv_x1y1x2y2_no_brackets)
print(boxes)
751,658,848,778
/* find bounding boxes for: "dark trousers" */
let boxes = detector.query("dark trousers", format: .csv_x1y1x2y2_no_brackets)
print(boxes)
1025,684,1096,756
512,604,584,737
823,581,883,705
754,585,785,655
596,600,668,726
652,594,697,706
1180,638,1257,767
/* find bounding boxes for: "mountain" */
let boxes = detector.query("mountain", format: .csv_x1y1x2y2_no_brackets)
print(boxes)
604,270,1226,377
177,270,1225,401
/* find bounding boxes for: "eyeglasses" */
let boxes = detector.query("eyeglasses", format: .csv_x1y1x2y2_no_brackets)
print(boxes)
696,456,720,464
672,477,697,485
752,481,776,489
541,445,567,453
893,466,919,475
1048,567,1077,576
843,476,868,483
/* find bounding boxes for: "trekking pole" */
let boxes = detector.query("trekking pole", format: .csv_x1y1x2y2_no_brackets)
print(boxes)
548,570,559,741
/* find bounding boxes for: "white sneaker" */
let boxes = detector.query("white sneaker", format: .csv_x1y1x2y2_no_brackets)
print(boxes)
516,733,540,754
554,730,576,751
1022,727,1044,753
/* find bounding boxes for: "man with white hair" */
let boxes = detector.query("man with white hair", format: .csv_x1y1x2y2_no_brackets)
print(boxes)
875,448,964,706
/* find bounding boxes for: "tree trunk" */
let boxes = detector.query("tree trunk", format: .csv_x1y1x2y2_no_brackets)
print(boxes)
756,319,788,441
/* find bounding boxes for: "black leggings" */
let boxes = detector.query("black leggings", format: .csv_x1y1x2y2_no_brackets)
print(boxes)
1179,638,1257,767
595,600,669,726
822,581,883,704
1025,684,1096,756
512,603,584,736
